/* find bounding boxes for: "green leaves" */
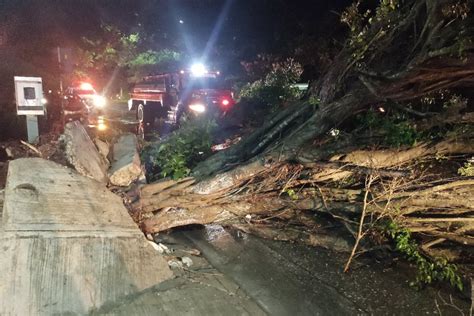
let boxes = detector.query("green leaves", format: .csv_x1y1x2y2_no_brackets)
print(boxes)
384,221,464,291
383,121,419,147
239,58,303,108
458,161,474,176
143,119,216,181
357,109,419,147
129,49,182,67
76,23,183,84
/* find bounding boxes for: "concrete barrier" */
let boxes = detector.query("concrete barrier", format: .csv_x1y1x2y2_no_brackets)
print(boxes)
62,121,109,183
109,133,142,186
0,158,173,315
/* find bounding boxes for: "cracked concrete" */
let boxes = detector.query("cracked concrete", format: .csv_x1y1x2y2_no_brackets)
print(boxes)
0,158,265,315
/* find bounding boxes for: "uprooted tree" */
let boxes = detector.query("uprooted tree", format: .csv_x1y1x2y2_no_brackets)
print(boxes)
130,0,474,287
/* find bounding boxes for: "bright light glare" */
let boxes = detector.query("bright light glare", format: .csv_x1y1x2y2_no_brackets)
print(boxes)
80,82,94,90
97,122,107,131
378,107,385,113
189,103,206,113
97,116,106,130
190,63,207,76
179,19,184,24
41,97,48,105
221,99,230,106
93,95,107,108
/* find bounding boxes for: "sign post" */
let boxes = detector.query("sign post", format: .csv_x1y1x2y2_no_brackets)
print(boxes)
14,76,45,143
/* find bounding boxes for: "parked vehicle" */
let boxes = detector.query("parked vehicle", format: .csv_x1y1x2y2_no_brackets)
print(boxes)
66,82,107,113
64,82,107,130
128,66,235,134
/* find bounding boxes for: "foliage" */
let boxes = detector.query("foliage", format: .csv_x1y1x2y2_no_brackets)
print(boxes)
441,1,470,20
357,109,419,147
341,0,401,64
127,49,184,82
240,54,279,81
239,58,303,107
75,24,183,91
128,49,182,67
283,188,299,200
142,119,216,180
458,161,474,176
384,221,463,291
76,24,141,75
383,121,419,147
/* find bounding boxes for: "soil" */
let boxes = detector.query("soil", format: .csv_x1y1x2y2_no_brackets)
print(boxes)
0,161,7,189
0,132,68,189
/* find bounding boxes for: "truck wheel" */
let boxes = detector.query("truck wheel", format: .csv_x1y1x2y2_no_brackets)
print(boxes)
138,103,157,126
137,104,145,123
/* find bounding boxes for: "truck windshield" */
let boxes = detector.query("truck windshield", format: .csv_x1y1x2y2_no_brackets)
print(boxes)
185,77,227,90
75,89,95,95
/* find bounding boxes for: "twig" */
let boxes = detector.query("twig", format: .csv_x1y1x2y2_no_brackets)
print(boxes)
316,185,329,209
470,279,473,316
344,174,376,272
20,140,42,157
437,291,466,316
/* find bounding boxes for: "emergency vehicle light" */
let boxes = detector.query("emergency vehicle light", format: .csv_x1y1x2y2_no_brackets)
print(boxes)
80,82,94,90
190,63,207,76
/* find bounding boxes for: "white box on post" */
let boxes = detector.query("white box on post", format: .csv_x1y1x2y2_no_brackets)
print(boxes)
14,76,45,143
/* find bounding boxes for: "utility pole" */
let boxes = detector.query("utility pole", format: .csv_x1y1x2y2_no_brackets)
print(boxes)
57,47,63,93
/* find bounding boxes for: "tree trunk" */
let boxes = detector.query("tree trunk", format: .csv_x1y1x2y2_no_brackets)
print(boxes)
132,0,474,257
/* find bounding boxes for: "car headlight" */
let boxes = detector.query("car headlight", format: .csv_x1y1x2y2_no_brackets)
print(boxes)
189,103,206,113
93,95,107,108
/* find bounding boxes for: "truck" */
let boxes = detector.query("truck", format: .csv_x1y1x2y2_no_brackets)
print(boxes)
128,66,235,135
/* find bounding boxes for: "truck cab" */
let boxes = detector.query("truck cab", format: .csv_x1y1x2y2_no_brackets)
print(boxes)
128,68,235,133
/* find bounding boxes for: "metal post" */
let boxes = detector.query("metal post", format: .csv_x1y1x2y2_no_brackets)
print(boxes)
26,115,39,143
57,47,63,93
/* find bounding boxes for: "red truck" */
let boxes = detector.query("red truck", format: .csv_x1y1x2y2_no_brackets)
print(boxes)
128,67,235,133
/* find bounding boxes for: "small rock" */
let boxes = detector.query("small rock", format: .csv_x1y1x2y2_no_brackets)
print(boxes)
168,259,183,269
181,256,193,267
184,248,201,256
109,134,142,186
5,147,13,158
145,233,154,241
94,138,110,160
147,241,171,254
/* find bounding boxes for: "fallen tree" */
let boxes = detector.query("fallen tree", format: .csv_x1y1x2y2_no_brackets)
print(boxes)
130,0,474,283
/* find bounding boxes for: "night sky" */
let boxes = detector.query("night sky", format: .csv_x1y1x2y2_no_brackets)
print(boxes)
0,0,356,90
0,0,352,56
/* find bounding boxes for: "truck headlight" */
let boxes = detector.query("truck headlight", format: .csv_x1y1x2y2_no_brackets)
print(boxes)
93,95,107,108
189,103,206,113
97,116,107,131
